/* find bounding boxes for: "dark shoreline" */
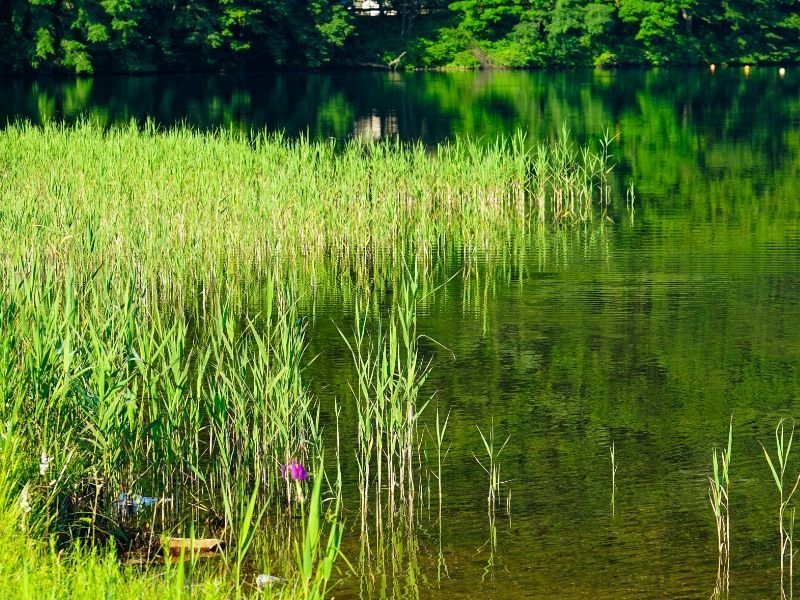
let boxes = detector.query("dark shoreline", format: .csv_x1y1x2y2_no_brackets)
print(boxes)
2,60,798,81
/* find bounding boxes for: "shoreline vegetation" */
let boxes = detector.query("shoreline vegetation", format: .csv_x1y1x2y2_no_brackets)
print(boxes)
0,122,623,597
2,2,799,75
1,119,797,597
0,61,793,83
1,122,619,288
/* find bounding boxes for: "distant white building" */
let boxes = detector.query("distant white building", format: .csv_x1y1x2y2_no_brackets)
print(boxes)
354,0,381,16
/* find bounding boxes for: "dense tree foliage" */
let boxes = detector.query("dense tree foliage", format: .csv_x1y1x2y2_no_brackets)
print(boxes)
1,0,798,73
0,0,354,72
351,0,800,69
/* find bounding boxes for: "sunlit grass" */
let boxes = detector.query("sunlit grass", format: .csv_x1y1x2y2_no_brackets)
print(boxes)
0,121,626,597
0,121,619,294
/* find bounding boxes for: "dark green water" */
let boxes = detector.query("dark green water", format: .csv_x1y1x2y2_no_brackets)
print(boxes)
5,68,800,598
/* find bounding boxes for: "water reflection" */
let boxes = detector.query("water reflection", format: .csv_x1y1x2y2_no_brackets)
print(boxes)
354,112,398,141
355,525,425,600
4,69,799,146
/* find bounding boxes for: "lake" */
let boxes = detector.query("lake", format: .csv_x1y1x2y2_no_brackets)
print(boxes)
4,67,800,598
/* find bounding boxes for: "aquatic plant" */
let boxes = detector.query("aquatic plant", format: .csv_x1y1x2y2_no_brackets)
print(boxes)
761,418,800,600
0,121,623,300
283,462,310,481
297,457,343,600
0,260,332,590
282,462,311,505
473,420,510,514
610,439,617,517
0,121,630,597
342,266,431,532
433,406,451,515
709,418,733,599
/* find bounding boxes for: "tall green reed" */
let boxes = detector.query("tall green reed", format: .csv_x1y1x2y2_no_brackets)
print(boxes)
1,121,624,300
610,440,617,517
433,406,450,516
709,418,733,599
342,267,431,532
762,418,800,600
473,420,510,514
1,261,324,546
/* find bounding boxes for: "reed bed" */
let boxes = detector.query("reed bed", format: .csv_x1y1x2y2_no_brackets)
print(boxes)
0,121,625,596
342,268,431,533
0,122,618,297
0,263,340,596
7,122,797,599
5,266,320,514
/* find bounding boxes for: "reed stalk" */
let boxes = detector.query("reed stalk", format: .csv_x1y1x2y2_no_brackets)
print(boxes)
709,418,733,598
762,418,800,600
610,440,617,517
473,420,510,514
342,266,431,532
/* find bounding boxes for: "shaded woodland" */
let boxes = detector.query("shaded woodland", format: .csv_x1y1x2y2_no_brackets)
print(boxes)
2,0,799,73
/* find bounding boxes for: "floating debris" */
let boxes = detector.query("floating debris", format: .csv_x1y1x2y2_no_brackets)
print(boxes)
114,492,172,515
166,537,223,557
256,573,286,588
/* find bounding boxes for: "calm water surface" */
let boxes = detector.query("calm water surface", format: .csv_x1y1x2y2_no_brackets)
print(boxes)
4,68,800,598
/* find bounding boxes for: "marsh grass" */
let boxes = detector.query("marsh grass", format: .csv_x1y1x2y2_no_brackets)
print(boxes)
762,418,800,600
342,267,432,533
709,418,733,599
473,420,510,514
0,262,338,594
0,121,629,597
1,121,622,297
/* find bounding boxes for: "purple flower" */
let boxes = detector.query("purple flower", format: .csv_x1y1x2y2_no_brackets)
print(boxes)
281,462,309,481
289,462,309,481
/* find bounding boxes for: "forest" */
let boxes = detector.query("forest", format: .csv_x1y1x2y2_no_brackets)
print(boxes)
1,1,799,74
